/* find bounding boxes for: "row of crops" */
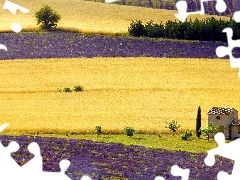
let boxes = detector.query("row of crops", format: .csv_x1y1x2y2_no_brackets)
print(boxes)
0,32,237,59
0,135,233,179
86,0,240,16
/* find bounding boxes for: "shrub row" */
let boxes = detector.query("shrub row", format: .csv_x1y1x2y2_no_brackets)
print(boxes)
95,126,135,137
58,85,84,93
128,17,240,41
94,121,218,141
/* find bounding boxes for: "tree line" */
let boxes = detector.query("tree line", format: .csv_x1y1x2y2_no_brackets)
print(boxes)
128,17,240,41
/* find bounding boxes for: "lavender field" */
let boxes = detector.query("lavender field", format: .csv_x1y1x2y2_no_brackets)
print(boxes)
0,135,233,179
0,32,236,59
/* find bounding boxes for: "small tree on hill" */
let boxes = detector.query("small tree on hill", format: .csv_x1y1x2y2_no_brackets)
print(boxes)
196,106,201,138
35,5,61,30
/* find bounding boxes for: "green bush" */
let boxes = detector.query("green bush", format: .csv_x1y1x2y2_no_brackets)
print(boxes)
124,127,135,137
58,87,72,93
165,120,180,134
228,17,240,40
128,20,147,37
95,126,102,135
164,20,179,39
58,85,84,93
181,130,193,140
62,87,72,92
73,85,84,92
184,18,205,40
170,21,189,39
35,5,61,30
145,20,165,38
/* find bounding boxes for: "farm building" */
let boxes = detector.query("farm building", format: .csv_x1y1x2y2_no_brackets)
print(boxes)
207,107,240,139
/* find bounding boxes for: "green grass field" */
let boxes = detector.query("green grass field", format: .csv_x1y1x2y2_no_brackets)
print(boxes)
1,131,223,153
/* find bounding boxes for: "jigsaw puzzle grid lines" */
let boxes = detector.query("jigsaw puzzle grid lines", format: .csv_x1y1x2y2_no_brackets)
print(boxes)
0,0,30,51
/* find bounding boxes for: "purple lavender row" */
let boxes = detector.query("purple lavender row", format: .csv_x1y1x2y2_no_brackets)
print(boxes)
0,135,234,179
0,32,234,59
112,0,237,16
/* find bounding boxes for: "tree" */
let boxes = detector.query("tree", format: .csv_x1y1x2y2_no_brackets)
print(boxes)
128,20,147,37
35,5,61,30
200,123,219,141
196,106,201,138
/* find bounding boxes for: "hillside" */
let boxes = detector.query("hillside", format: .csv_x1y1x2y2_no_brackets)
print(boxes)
0,0,230,34
100,0,239,16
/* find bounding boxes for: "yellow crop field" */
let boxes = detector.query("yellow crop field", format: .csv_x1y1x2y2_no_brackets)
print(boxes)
0,57,239,134
0,0,230,34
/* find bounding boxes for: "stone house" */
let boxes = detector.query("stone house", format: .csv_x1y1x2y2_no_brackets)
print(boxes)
207,107,240,139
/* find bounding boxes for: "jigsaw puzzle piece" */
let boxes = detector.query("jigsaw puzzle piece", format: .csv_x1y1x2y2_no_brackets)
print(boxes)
0,44,7,51
204,133,228,167
204,151,216,167
2,0,30,33
154,165,190,180
20,142,43,174
175,1,189,22
205,133,240,179
175,0,227,22
81,175,93,180
0,123,9,132
0,141,21,176
205,133,240,162
233,10,240,22
105,0,119,3
154,176,165,180
37,159,71,180
217,171,233,180
216,45,229,58
18,143,72,179
216,27,240,77
171,165,190,180
214,0,227,12
3,0,30,14
217,163,240,180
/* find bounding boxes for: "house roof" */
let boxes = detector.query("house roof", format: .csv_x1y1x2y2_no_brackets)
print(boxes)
207,107,237,115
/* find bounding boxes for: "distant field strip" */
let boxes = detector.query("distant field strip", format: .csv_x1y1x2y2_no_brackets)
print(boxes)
0,32,229,60
0,57,239,134
89,0,237,16
0,0,230,34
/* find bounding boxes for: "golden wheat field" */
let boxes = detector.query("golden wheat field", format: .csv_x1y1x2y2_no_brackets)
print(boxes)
0,0,230,34
0,57,239,134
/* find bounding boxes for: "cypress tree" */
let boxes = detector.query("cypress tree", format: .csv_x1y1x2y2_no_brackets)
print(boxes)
196,106,201,138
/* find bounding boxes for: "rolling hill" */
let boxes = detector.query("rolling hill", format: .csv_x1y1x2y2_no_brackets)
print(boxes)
0,0,230,34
